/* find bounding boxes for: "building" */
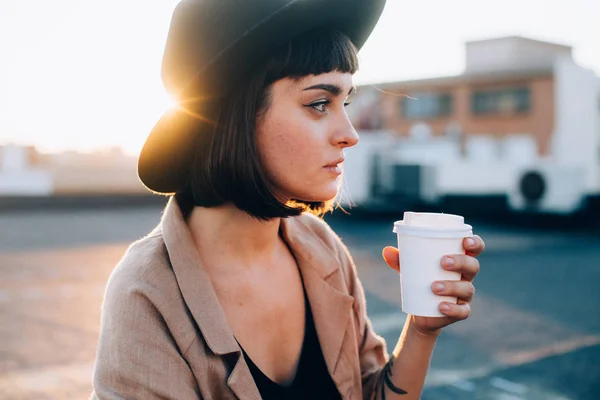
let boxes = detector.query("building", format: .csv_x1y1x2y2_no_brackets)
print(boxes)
0,144,147,196
352,36,579,155
344,36,600,215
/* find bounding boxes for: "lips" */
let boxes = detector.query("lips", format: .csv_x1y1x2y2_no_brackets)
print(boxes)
324,157,344,176
324,158,345,168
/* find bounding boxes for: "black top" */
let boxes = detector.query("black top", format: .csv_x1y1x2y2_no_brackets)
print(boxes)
239,291,342,400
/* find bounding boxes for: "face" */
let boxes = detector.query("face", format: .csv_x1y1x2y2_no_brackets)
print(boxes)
255,71,359,203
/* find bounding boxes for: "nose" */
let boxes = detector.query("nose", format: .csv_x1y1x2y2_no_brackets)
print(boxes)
331,113,359,149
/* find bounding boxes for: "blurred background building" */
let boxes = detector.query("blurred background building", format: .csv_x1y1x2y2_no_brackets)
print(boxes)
343,36,600,216
3,36,598,217
0,144,146,197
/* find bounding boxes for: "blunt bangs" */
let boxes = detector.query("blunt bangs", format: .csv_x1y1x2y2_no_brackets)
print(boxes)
264,28,359,85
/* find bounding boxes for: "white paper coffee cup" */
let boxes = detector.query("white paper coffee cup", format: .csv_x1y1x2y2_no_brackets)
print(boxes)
393,212,473,317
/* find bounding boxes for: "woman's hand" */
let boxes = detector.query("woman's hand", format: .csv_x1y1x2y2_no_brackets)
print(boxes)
382,235,485,336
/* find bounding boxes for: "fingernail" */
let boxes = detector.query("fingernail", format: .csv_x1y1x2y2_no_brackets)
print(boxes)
440,303,450,312
466,238,476,248
433,283,445,293
444,257,454,268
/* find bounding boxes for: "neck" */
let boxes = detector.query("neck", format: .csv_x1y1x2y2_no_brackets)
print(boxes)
187,203,283,273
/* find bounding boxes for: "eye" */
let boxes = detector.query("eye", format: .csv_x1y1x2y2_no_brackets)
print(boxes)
308,100,329,113
305,99,351,114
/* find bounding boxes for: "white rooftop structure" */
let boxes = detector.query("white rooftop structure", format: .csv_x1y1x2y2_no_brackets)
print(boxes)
465,36,573,74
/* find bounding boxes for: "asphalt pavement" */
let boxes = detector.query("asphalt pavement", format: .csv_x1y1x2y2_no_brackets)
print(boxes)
1,203,599,399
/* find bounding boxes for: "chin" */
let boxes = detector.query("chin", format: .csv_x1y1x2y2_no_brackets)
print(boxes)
282,175,342,203
293,185,339,203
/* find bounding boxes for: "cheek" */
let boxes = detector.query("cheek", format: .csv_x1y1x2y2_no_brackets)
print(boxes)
258,115,318,174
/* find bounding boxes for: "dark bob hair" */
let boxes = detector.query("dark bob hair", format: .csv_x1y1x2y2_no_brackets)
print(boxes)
175,28,359,221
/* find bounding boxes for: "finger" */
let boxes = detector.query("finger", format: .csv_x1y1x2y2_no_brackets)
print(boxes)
439,301,471,320
463,235,485,256
432,281,475,303
382,246,400,273
441,254,480,282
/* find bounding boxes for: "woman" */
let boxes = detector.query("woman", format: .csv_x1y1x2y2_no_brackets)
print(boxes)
92,1,484,399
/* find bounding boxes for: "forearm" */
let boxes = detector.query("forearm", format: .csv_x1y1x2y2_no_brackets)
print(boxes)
376,316,440,400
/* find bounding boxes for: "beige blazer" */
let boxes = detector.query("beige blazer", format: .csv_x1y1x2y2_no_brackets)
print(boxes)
91,199,388,400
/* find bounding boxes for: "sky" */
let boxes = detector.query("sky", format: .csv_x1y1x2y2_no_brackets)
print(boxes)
0,0,598,155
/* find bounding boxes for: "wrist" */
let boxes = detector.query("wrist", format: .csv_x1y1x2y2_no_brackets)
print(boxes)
407,316,442,340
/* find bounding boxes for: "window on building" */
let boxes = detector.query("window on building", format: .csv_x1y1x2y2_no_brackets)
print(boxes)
401,93,453,119
472,87,531,115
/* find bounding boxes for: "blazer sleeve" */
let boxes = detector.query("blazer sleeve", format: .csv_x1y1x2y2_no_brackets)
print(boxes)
336,241,389,400
91,270,201,400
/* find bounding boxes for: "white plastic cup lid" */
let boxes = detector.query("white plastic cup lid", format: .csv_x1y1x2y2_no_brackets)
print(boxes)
393,212,472,239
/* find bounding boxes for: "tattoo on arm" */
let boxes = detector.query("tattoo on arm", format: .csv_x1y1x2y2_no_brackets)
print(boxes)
379,357,408,399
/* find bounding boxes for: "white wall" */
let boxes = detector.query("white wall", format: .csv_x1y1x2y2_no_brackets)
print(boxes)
464,135,500,162
0,145,53,195
0,171,53,195
501,134,539,166
552,55,600,193
1,144,28,170
435,161,516,195
340,131,394,205
465,37,572,74
392,137,461,165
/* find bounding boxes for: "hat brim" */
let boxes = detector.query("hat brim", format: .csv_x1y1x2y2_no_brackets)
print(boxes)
138,0,387,194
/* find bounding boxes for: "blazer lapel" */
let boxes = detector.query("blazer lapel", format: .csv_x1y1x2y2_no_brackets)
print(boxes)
302,267,355,376
161,198,238,354
280,217,355,390
161,198,261,400
227,355,262,400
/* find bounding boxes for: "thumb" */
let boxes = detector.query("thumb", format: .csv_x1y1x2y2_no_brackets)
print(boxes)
382,246,400,273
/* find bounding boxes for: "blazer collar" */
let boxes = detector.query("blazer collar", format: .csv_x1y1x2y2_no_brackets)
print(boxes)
279,216,355,381
161,199,261,400
161,198,240,355
161,199,354,398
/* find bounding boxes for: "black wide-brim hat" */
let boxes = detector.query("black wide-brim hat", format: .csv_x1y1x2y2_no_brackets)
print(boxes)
138,0,387,194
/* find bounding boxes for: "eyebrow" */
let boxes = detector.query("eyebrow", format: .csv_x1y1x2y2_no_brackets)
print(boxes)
303,84,356,96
